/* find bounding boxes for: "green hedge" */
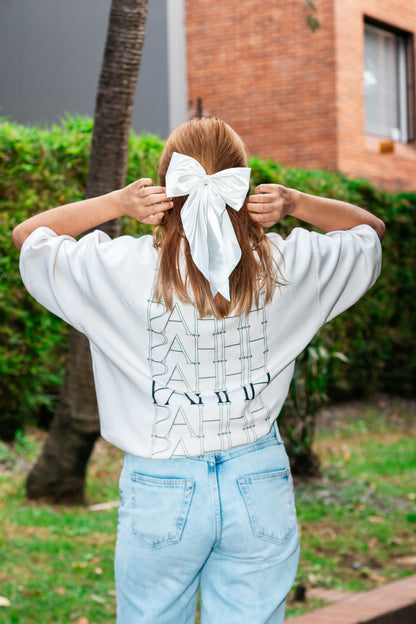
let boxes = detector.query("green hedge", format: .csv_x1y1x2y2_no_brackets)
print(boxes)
1,117,414,439
0,116,164,439
250,158,416,399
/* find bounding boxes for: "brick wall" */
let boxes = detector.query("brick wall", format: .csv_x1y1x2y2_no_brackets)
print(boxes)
185,0,416,191
334,0,416,191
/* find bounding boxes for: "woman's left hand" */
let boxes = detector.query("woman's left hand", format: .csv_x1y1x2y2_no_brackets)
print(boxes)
12,178,173,251
119,178,173,225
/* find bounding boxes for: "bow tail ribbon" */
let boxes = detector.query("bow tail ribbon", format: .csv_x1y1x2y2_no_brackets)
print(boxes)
205,207,242,299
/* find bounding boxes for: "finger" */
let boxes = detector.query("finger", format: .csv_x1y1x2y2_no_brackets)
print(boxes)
143,200,173,216
248,211,264,222
139,184,166,196
141,212,166,225
248,193,276,205
254,183,278,194
141,192,171,208
136,178,154,189
248,213,276,227
247,203,277,216
154,200,173,212
248,207,278,221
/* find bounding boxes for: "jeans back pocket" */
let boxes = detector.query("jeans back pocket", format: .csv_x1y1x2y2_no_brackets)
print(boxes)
130,473,195,549
238,467,297,544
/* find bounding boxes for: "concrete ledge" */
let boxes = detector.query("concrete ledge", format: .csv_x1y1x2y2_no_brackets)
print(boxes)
288,575,416,623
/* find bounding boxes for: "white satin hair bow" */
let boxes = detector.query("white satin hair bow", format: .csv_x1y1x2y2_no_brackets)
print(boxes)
165,152,251,300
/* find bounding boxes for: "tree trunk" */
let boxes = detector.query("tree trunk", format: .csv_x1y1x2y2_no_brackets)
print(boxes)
26,0,149,504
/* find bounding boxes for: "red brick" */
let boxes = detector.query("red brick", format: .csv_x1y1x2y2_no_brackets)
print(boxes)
289,574,416,623
185,0,416,191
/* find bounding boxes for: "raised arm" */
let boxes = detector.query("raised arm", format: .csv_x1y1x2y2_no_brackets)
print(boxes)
247,184,386,241
12,179,172,252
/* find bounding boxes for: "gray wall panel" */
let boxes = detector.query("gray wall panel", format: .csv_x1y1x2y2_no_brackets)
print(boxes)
0,0,170,136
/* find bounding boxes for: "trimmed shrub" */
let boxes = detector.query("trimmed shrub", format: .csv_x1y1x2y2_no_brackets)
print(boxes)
0,116,163,439
1,117,415,440
250,157,416,399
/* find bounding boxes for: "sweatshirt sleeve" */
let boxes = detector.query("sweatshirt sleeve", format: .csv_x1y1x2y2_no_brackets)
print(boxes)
311,224,382,323
19,226,111,330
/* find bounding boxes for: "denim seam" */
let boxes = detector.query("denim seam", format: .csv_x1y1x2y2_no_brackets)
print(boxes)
192,436,281,465
208,462,222,545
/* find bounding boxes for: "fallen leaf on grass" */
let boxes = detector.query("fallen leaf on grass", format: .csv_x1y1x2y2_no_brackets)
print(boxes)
72,561,88,568
388,537,404,545
55,587,66,595
0,597,11,607
368,536,379,549
76,618,89,624
94,470,110,478
90,594,106,604
358,566,385,582
368,516,385,524
94,567,103,575
368,572,386,582
23,589,42,596
108,589,117,597
88,500,119,512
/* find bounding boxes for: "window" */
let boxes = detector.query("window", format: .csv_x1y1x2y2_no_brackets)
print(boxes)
364,22,414,142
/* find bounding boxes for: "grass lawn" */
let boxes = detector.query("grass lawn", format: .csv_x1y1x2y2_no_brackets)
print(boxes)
0,396,415,622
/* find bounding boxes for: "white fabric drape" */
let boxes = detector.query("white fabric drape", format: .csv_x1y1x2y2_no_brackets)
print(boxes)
165,152,251,300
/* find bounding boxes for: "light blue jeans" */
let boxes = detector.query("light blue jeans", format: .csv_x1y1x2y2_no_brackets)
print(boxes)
115,421,300,623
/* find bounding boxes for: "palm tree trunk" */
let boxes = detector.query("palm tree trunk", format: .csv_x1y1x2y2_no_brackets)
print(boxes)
26,0,149,504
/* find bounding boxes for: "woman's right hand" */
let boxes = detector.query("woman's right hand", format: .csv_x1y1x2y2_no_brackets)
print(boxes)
247,183,385,240
247,184,295,228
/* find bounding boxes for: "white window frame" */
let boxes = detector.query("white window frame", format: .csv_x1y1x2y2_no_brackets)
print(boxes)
364,22,409,143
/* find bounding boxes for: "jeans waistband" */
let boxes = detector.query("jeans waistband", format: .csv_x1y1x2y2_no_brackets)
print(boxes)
191,419,283,464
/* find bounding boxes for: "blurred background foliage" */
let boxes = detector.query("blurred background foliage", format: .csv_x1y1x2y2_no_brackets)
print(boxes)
1,117,415,460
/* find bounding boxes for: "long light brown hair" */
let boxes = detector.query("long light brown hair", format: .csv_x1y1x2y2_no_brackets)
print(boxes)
153,117,281,318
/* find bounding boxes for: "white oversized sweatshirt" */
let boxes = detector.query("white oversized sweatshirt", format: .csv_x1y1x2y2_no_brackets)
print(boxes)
20,225,381,459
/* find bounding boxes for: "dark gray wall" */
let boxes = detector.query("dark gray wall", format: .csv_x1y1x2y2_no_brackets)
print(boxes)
0,0,170,137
